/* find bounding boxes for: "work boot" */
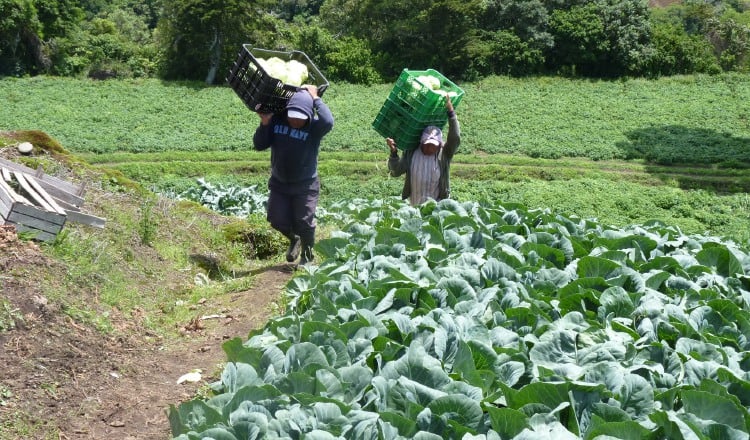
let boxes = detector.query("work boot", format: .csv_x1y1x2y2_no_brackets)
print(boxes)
298,245,314,266
286,234,301,262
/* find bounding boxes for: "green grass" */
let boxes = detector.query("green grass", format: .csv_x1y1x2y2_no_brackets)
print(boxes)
0,139,280,338
0,409,56,440
73,146,750,244
40,197,255,335
1,74,749,164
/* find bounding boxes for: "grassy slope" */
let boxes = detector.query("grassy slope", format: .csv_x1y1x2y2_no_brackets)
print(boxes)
0,131,287,335
2,74,749,160
0,131,296,438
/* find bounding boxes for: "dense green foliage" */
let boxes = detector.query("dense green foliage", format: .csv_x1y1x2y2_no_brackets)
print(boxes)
3,71,750,439
1,0,750,82
156,0,277,84
2,73,748,243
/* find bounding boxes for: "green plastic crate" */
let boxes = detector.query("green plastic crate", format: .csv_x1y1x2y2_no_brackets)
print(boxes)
389,69,464,120
372,97,449,151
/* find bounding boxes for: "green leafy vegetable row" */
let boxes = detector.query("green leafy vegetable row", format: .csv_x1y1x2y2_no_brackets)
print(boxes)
170,198,750,440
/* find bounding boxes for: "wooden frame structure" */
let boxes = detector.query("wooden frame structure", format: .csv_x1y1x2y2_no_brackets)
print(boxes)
0,158,106,241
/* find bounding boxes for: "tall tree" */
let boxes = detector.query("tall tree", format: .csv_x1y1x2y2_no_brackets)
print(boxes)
470,0,551,76
0,0,40,75
0,0,84,76
322,0,481,79
157,0,276,84
545,0,651,77
479,0,552,51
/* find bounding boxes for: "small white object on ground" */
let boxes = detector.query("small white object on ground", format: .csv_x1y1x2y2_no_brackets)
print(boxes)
17,142,33,154
177,369,203,384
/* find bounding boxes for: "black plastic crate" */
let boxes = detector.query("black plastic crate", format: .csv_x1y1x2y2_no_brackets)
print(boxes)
227,45,329,114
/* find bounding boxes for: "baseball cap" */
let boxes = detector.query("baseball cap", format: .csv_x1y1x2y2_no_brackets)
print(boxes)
287,109,308,119
421,126,443,146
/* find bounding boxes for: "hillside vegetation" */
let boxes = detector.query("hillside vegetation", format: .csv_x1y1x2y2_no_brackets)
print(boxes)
0,129,300,438
2,74,749,162
4,0,749,83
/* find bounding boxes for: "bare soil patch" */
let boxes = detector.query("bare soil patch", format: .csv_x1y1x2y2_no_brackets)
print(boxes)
0,225,293,439
0,132,294,438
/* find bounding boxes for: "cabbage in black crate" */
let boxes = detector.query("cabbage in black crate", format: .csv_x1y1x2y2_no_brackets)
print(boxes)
226,45,329,114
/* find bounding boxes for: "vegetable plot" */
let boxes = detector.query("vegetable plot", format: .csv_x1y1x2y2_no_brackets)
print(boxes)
169,198,750,440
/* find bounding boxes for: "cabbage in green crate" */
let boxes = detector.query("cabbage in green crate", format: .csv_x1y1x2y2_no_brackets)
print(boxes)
256,57,309,87
414,74,457,98
415,74,440,90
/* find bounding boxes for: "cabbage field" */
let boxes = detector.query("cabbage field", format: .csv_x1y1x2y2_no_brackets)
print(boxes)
169,198,750,440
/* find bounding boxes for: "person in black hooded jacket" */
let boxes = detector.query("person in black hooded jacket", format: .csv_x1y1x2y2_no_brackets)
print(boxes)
253,85,334,266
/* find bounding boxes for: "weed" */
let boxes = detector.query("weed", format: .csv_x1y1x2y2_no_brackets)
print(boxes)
0,409,57,439
0,301,23,331
60,304,114,334
0,384,13,406
40,382,59,399
222,214,286,260
139,196,158,246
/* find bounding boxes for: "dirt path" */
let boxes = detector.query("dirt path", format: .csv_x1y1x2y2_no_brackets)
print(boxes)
0,235,293,440
84,265,291,439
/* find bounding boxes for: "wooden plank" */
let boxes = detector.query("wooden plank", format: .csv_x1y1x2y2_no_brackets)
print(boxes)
8,211,64,234
66,210,106,228
0,158,81,195
52,196,106,228
25,174,66,215
0,179,16,207
0,160,85,208
11,203,66,226
0,177,26,205
11,222,57,242
13,171,55,213
54,197,80,212
0,195,11,219
45,184,85,208
0,164,86,208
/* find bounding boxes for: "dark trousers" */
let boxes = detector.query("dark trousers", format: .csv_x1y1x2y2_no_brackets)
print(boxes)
267,176,319,246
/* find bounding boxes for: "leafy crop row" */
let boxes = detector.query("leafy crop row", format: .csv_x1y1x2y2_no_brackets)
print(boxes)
169,198,750,439
175,178,268,217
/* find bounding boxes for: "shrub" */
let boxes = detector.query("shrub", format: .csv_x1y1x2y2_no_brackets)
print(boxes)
222,215,286,260
643,21,721,76
295,25,381,85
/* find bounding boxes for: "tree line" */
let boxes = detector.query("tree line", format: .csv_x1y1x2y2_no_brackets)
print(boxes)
1,0,749,84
